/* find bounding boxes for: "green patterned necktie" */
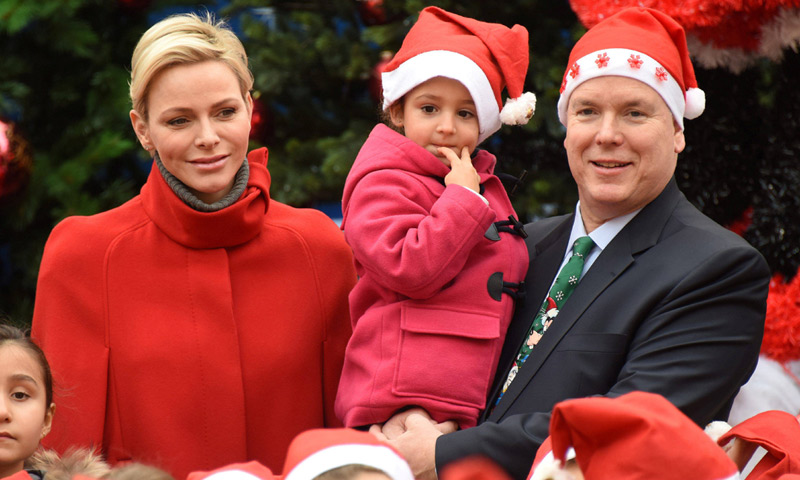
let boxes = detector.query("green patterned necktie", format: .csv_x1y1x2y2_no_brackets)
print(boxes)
495,235,595,405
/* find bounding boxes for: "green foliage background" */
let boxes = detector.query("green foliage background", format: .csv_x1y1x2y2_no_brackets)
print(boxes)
0,0,795,324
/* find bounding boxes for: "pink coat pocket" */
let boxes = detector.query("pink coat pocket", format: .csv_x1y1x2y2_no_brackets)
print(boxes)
393,304,501,409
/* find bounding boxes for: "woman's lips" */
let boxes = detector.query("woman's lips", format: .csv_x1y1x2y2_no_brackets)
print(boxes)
189,154,228,170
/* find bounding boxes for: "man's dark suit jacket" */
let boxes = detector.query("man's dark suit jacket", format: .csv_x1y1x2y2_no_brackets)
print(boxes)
436,179,771,479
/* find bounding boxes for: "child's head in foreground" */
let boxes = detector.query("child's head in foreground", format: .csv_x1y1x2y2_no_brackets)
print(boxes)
283,428,413,480
0,323,55,479
380,6,536,165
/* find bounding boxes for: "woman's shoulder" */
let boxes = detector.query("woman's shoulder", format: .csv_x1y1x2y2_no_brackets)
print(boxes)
265,201,348,250
43,196,149,261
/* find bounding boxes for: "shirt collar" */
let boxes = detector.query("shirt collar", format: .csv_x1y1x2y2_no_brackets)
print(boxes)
567,201,642,255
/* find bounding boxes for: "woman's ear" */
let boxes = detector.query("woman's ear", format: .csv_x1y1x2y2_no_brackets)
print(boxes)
388,102,404,128
130,110,154,153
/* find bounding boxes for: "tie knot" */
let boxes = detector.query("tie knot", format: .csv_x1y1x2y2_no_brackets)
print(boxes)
572,236,594,257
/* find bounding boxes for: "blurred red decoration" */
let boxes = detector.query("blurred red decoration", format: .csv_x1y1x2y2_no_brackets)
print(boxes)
0,119,33,201
725,206,754,237
569,0,800,72
763,272,800,362
357,0,388,26
117,0,151,12
249,93,272,142
368,50,394,104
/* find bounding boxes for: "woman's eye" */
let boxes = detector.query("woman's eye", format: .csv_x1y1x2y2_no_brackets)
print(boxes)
219,108,236,118
167,118,188,126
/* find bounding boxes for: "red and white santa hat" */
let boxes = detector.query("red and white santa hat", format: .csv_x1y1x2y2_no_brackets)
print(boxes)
381,6,537,144
186,461,275,480
717,410,800,480
529,391,739,480
282,428,414,480
557,7,705,131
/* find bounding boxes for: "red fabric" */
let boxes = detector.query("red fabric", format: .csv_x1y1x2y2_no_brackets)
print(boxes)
562,7,698,92
439,456,511,480
32,148,356,479
3,472,34,480
187,461,274,480
545,392,738,480
718,410,800,480
335,125,528,429
382,6,529,108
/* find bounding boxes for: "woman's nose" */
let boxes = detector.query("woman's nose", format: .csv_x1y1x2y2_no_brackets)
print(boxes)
195,119,221,148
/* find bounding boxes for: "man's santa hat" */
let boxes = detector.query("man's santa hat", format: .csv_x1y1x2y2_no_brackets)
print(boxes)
717,410,800,480
557,7,705,130
282,428,414,480
528,391,739,480
381,6,537,144
187,461,274,480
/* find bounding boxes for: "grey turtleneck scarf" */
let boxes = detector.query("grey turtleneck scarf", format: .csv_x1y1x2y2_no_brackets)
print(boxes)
155,152,249,212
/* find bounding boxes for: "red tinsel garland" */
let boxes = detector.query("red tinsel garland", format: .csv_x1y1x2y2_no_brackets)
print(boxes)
763,272,800,363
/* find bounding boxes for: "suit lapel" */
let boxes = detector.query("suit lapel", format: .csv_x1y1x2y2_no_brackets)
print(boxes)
487,179,683,421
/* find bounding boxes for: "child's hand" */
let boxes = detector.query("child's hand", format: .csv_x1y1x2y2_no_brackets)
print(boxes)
441,146,480,193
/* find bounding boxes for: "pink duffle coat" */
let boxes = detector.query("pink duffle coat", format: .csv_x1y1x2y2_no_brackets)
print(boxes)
334,125,529,428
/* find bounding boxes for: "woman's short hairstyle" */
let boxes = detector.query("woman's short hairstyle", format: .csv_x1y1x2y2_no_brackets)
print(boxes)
129,12,254,120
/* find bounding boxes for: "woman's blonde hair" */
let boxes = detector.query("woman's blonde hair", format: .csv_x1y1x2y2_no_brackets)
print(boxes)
129,11,254,120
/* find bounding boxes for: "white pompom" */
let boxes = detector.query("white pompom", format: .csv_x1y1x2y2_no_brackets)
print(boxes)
704,420,732,442
500,91,537,125
684,87,706,120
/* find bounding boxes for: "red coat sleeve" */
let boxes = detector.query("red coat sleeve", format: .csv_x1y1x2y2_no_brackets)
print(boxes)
32,215,120,453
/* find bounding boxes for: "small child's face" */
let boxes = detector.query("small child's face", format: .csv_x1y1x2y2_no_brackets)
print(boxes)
0,344,55,478
389,76,480,166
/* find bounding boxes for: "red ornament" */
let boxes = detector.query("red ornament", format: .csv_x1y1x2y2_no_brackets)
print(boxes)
568,0,800,71
249,94,272,143
0,119,32,201
357,0,388,26
368,50,394,104
724,206,754,237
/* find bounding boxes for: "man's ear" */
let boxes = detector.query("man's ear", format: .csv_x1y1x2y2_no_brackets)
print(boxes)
673,121,686,154
388,102,404,128
130,110,153,153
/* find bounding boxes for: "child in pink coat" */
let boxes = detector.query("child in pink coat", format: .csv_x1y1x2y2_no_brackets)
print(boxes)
334,6,537,430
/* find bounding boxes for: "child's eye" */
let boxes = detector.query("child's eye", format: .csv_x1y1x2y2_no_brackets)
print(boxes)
458,110,475,119
11,391,30,401
421,105,436,114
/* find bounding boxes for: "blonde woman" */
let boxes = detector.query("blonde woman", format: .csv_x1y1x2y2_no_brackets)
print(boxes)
32,13,356,478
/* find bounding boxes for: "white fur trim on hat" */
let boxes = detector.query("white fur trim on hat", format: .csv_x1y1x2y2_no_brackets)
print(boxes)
557,48,688,130
381,50,501,144
284,443,414,480
500,91,537,125
204,471,264,480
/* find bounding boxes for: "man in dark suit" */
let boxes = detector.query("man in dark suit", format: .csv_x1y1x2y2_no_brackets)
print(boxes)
372,7,770,480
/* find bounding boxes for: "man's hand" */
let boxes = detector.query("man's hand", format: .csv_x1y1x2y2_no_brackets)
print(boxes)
442,146,480,194
369,409,457,480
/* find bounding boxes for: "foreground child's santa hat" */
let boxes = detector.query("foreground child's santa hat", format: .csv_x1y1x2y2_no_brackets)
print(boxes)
187,461,274,480
529,391,738,480
557,7,705,130
717,410,800,480
282,428,414,480
381,6,537,144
